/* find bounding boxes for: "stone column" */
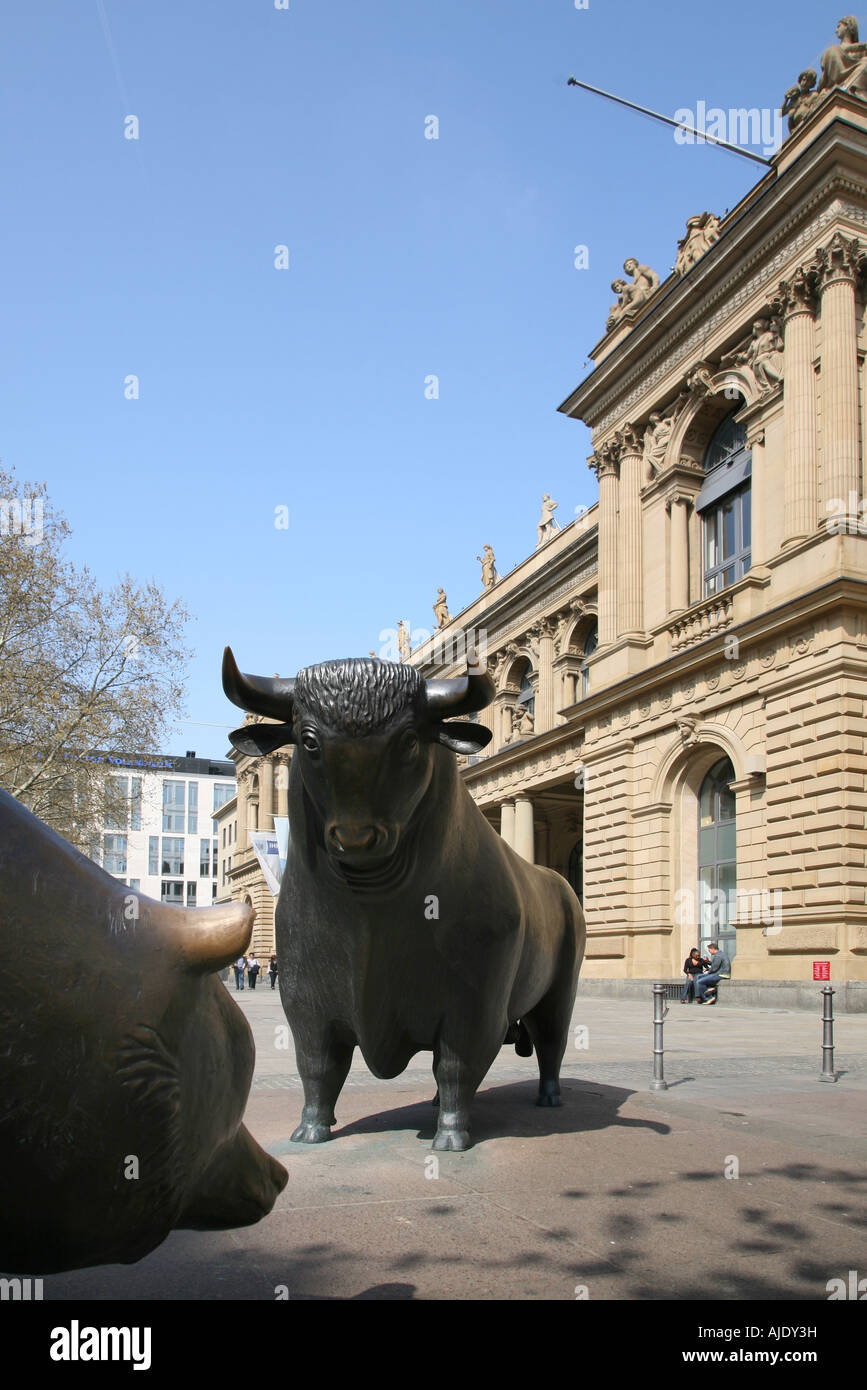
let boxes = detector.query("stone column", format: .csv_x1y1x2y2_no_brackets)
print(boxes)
259,758,274,830
590,442,619,645
236,772,248,852
666,492,691,612
617,425,644,635
276,758,289,818
777,268,818,544
531,618,556,732
514,797,535,863
500,802,515,847
815,234,863,517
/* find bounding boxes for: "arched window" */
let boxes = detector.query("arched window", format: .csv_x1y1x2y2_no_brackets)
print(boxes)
517,669,535,719
697,413,751,596
580,620,598,699
698,757,737,962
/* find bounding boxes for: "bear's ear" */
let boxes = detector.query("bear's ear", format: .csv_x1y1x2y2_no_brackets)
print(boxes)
434,721,493,756
228,723,294,756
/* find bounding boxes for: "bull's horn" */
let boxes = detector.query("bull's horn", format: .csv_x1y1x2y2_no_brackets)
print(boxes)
170,900,255,974
425,667,495,717
222,647,296,720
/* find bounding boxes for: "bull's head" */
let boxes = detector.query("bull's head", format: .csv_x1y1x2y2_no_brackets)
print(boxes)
222,648,493,870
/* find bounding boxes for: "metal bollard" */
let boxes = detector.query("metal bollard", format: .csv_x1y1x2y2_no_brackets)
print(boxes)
650,983,669,1091
818,985,838,1083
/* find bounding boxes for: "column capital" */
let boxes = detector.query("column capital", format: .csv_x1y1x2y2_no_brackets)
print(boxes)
589,438,620,478
615,422,644,458
811,232,866,291
773,264,817,318
664,489,692,513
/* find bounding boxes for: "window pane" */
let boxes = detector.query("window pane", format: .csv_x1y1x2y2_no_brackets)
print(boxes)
129,878,140,893
105,776,128,832
200,838,210,876
722,499,735,558
103,833,127,875
213,839,218,877
698,826,716,864
130,777,142,832
186,882,197,906
717,822,736,862
718,782,736,822
148,835,159,876
213,783,235,811
705,513,718,569
188,782,198,835
162,781,186,833
160,881,184,904
161,836,184,876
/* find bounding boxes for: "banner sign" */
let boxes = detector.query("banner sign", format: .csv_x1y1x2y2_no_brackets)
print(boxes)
813,960,830,981
249,830,283,897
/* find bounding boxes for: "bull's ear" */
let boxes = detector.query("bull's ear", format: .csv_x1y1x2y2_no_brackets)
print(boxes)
228,723,294,756
435,721,493,755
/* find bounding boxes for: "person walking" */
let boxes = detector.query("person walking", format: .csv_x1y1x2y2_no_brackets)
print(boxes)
680,948,708,1003
268,954,278,989
694,942,732,1005
234,955,246,991
247,953,260,990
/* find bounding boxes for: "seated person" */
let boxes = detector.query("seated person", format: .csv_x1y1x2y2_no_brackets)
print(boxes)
680,948,708,1003
694,941,732,1004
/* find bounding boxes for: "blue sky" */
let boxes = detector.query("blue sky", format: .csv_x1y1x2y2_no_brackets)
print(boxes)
0,0,838,752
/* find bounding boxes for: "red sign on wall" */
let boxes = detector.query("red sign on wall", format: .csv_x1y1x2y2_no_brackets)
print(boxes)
813,961,831,981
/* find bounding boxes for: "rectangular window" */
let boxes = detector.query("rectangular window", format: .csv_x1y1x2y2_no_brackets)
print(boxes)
200,838,210,877
186,882,197,906
130,777,142,832
148,835,159,876
104,776,128,832
213,839,218,877
129,878,140,893
703,485,751,596
162,781,186,833
222,827,226,849
188,782,198,835
212,882,217,900
160,880,184,904
103,833,127,875
161,836,184,877
213,783,235,812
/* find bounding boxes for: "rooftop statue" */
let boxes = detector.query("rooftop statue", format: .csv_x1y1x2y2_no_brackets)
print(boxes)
675,213,721,276
476,544,497,590
433,588,451,629
818,15,867,96
536,493,560,546
222,649,585,1152
780,69,824,132
606,258,660,332
397,619,411,662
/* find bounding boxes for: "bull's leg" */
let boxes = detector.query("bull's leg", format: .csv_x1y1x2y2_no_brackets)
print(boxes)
522,963,578,1108
431,1033,501,1151
291,1033,354,1144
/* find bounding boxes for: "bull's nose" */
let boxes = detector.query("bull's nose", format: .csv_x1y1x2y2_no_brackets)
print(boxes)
327,823,385,855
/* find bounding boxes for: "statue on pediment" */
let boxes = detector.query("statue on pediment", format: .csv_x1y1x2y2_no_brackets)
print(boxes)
606,258,660,332
397,619,411,662
675,213,721,276
818,15,867,96
781,69,824,133
722,318,784,395
536,494,560,547
476,544,498,590
433,588,451,629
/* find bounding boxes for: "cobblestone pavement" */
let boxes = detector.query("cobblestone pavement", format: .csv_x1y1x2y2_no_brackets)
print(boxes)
46,986,867,1302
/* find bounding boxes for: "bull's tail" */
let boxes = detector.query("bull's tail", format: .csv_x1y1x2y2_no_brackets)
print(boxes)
504,1020,534,1058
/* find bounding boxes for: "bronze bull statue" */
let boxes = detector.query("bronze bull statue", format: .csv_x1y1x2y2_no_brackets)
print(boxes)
224,649,585,1152
0,788,287,1274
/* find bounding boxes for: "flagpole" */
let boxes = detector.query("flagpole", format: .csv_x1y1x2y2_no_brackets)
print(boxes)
567,77,774,167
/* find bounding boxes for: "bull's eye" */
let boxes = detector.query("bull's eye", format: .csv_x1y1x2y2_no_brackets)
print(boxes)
399,731,419,760
301,730,320,756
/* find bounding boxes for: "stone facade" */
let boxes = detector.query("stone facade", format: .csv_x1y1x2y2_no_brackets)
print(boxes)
412,90,867,995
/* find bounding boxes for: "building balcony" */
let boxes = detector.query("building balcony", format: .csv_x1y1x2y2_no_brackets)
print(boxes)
668,592,734,651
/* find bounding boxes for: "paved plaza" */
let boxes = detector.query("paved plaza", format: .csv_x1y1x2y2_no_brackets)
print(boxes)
49,986,867,1301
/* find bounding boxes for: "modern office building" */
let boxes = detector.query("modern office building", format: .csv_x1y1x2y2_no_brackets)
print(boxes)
92,750,236,907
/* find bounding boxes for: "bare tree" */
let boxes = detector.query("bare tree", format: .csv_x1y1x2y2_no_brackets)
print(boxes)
0,465,191,849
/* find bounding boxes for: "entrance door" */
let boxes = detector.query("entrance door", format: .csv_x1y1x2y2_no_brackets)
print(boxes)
697,757,737,962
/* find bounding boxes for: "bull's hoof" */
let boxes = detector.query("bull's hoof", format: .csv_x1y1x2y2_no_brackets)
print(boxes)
432,1127,470,1152
536,1081,562,1108
290,1122,333,1143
